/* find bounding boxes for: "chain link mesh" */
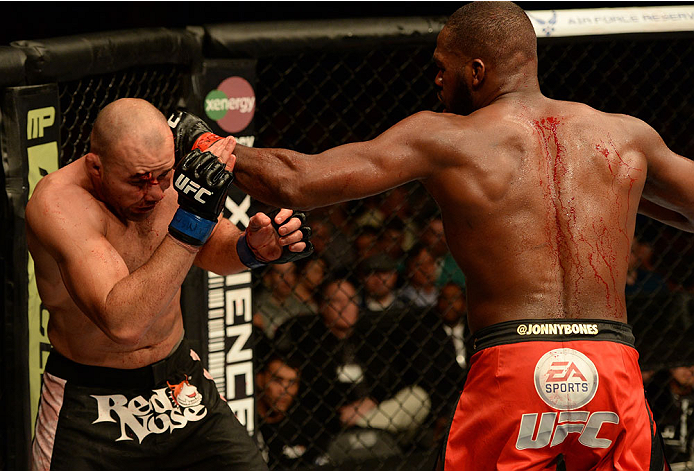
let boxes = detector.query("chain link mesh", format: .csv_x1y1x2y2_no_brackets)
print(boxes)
58,64,188,166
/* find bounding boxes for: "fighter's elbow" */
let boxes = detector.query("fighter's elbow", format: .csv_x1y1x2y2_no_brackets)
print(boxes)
240,151,318,209
273,180,311,210
103,324,145,346
112,332,142,347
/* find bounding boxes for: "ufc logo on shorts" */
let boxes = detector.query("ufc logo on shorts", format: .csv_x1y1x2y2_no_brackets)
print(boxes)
516,411,619,450
175,175,212,203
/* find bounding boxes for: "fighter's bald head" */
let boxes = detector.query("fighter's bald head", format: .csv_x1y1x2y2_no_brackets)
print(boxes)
444,2,537,69
90,98,170,166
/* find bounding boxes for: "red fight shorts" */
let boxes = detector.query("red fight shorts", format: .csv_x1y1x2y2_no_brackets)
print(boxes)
443,319,668,471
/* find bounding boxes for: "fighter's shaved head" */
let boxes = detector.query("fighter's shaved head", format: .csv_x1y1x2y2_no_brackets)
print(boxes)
444,2,537,68
90,98,170,166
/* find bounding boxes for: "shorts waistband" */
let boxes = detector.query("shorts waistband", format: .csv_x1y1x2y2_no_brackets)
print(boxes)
472,319,635,353
44,339,193,389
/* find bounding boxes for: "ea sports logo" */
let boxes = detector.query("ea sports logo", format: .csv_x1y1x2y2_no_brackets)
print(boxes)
204,76,256,133
534,348,598,410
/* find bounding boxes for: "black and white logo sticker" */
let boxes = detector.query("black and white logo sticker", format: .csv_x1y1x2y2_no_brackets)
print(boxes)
534,348,598,410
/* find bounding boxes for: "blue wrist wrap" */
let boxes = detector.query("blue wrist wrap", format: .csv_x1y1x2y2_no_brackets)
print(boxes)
236,234,266,269
169,208,216,246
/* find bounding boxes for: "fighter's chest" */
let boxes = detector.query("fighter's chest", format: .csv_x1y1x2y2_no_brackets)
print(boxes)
111,223,169,272
107,208,174,273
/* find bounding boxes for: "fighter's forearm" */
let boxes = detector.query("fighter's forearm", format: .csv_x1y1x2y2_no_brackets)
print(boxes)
234,143,392,211
194,219,248,276
233,145,313,209
97,235,197,345
638,198,694,232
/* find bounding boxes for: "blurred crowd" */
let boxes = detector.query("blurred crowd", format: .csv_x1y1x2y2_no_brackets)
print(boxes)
250,189,469,467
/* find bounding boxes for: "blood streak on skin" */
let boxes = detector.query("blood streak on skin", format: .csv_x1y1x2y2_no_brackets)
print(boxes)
139,172,158,185
534,118,646,317
586,221,617,311
533,117,585,313
596,141,641,248
593,141,642,317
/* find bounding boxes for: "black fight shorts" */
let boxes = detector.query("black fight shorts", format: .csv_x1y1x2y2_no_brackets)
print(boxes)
31,339,268,471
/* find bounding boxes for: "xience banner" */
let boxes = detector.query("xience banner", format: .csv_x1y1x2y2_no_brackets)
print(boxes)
197,59,260,435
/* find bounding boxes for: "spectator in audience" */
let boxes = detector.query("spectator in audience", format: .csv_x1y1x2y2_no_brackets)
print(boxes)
422,217,467,287
376,218,407,264
646,365,694,465
354,224,381,261
307,214,355,271
337,301,433,461
641,368,657,385
422,218,448,275
626,237,669,296
273,277,367,457
294,256,327,314
254,349,323,468
436,283,470,370
429,283,471,442
275,276,431,463
311,204,355,238
354,195,387,229
343,284,474,452
357,253,405,314
253,262,311,339
380,187,419,251
398,243,440,309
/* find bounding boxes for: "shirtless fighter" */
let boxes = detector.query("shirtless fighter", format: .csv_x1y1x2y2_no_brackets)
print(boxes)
172,3,687,468
26,98,311,470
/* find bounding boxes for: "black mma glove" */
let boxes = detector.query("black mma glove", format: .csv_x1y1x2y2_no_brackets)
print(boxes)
169,149,234,246
236,209,314,269
168,110,225,163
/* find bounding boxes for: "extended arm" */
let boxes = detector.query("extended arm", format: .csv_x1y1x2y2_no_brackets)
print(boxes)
637,119,694,232
232,111,443,209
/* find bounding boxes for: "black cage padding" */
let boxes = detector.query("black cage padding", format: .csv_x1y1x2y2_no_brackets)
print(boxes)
11,28,201,84
203,17,445,58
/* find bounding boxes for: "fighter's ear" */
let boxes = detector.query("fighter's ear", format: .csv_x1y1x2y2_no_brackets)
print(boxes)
470,59,486,88
85,153,103,178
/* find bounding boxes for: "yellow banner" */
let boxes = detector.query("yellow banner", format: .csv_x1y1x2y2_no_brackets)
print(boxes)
27,141,59,433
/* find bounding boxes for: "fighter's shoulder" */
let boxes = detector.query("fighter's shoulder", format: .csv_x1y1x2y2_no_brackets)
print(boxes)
564,102,666,157
392,110,483,143
585,105,662,147
30,169,92,210
399,110,473,126
27,167,105,233
391,110,451,129
609,112,659,139
559,100,651,132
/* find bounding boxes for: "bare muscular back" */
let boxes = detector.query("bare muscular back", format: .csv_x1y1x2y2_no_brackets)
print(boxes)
26,159,184,368
425,99,646,333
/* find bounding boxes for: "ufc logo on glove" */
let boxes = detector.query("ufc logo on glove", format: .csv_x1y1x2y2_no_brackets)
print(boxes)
175,175,213,204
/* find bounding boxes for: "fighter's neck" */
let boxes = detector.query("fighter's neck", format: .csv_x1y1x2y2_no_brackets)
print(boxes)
478,70,543,110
